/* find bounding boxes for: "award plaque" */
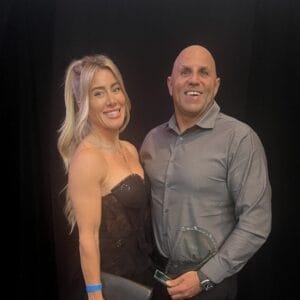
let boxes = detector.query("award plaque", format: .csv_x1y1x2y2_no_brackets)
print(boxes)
165,226,217,276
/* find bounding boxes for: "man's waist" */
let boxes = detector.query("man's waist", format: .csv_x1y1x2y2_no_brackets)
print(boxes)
151,246,209,275
151,246,169,271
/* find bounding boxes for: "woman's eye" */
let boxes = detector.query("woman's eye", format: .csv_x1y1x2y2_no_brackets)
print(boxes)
113,86,121,93
94,90,104,97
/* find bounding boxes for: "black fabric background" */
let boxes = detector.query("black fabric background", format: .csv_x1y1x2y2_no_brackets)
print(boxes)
2,0,298,299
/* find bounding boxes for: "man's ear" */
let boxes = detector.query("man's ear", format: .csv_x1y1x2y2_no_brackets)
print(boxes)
214,77,221,97
167,76,173,96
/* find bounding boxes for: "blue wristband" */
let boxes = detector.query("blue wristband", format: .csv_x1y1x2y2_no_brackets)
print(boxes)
86,283,102,293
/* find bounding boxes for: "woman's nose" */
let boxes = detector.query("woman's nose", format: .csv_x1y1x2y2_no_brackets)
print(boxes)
106,93,117,106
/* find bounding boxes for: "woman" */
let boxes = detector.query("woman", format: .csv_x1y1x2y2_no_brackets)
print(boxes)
57,54,154,300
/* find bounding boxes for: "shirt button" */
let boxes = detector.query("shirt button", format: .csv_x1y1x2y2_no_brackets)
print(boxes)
164,209,169,213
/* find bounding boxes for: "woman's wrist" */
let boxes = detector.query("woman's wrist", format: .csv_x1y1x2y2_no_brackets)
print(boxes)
86,283,103,293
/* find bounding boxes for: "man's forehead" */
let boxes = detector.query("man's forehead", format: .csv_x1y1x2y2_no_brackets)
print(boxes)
175,59,211,69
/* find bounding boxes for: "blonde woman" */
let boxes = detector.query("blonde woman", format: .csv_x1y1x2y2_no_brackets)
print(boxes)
58,54,154,300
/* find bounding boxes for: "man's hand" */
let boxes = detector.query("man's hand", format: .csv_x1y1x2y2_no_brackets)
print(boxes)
166,271,202,299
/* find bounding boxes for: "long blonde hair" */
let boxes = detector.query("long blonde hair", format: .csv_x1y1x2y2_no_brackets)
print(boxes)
57,54,131,228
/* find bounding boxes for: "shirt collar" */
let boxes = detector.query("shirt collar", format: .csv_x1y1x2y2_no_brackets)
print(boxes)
167,101,220,132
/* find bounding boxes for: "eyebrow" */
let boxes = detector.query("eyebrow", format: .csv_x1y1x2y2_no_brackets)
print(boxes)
91,86,104,91
178,63,210,70
91,81,119,92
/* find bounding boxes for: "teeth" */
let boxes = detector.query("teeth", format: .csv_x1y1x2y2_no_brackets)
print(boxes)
186,91,200,96
105,110,120,118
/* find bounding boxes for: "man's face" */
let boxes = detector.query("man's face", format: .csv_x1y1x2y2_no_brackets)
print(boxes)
167,46,220,122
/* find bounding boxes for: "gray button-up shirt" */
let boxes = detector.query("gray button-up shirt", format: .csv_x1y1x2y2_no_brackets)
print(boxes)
140,102,271,283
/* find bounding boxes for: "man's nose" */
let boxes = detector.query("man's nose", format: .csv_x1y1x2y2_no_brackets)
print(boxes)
188,72,201,84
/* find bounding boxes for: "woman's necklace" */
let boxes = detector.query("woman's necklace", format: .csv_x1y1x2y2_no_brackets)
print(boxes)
118,142,132,173
90,133,132,172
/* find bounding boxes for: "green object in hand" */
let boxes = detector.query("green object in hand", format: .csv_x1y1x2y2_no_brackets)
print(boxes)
154,269,171,286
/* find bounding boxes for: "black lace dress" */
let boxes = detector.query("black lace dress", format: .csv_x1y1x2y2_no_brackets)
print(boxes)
100,174,153,280
66,174,154,300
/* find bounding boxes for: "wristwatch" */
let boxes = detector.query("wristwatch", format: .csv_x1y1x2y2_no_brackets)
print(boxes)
200,279,215,292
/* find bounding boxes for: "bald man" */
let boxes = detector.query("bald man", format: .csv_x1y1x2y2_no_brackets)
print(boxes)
140,45,271,299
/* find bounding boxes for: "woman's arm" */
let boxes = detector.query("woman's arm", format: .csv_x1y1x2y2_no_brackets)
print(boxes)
68,148,107,300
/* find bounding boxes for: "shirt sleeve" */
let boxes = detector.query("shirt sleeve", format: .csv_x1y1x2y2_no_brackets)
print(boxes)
200,128,272,283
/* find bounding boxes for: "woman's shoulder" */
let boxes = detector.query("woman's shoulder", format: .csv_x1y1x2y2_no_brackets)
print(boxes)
120,140,138,155
69,140,108,176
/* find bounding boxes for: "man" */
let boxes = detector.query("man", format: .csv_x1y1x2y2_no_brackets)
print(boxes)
140,45,271,300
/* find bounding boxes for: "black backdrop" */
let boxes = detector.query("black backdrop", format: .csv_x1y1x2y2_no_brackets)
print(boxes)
2,0,298,299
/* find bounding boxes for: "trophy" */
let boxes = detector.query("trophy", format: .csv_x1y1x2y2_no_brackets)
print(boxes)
164,226,217,278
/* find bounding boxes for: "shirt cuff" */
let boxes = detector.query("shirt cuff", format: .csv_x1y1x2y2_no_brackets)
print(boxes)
200,256,228,283
197,270,209,281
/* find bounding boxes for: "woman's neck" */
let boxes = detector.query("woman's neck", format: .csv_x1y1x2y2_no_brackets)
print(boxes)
89,129,121,150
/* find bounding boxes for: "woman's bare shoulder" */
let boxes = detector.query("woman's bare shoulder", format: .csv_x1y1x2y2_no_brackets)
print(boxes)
120,140,138,156
69,141,108,179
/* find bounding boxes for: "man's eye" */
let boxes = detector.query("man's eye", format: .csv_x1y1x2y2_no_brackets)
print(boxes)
181,69,190,76
200,69,209,76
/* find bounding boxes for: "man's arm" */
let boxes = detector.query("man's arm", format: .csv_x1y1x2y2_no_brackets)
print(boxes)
200,128,272,283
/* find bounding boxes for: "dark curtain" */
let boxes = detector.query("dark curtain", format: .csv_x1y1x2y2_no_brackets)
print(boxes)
3,0,297,299
2,0,58,299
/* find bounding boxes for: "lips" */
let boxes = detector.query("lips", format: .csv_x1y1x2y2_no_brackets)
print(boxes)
104,108,121,118
184,90,203,96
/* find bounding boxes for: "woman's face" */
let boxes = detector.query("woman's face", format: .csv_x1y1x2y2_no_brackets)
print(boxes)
88,68,126,132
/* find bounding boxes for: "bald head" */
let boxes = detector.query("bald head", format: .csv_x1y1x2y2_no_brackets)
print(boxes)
172,45,218,77
167,44,220,132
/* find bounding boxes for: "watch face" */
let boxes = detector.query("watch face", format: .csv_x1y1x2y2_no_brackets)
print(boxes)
202,279,215,291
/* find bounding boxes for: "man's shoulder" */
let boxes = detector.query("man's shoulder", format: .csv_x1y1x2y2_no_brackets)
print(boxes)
216,112,265,148
218,112,253,134
140,122,169,153
144,122,169,139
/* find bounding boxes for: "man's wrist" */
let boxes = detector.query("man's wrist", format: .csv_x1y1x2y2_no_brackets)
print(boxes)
198,270,215,292
198,270,208,281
